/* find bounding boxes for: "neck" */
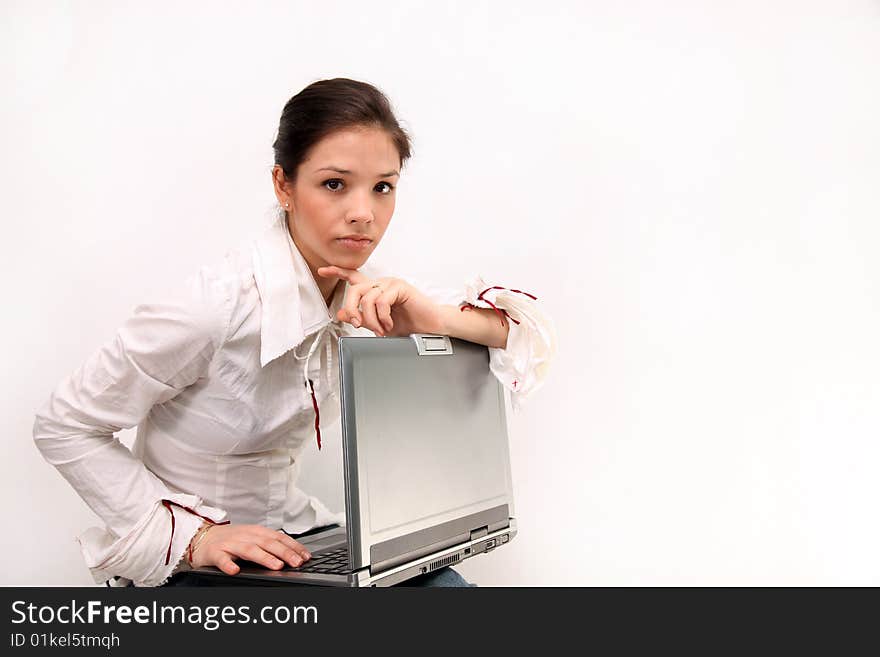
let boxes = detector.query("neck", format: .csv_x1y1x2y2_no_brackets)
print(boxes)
287,217,339,307
308,262,339,309
322,280,339,308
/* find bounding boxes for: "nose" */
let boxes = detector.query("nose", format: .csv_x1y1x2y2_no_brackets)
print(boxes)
344,188,375,224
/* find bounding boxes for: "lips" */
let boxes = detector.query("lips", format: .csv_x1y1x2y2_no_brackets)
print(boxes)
335,237,373,250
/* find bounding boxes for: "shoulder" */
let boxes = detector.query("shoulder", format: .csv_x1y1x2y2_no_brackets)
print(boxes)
201,241,258,301
163,234,262,350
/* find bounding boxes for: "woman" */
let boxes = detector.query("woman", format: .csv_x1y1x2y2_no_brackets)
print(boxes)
33,78,556,587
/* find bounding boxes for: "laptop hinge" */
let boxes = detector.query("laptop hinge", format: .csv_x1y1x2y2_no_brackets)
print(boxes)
469,526,489,542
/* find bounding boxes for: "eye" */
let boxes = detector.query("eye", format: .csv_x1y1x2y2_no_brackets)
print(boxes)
323,179,344,191
375,182,395,194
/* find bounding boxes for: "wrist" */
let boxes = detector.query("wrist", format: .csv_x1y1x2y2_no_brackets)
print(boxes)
438,304,510,349
185,521,214,567
435,304,454,335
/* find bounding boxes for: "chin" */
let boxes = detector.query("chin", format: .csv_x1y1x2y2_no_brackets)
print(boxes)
322,258,361,273
331,252,370,269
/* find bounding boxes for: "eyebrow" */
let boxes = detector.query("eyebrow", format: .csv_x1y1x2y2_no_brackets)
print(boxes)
314,166,400,178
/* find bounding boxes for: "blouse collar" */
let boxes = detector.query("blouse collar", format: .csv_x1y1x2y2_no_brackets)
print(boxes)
250,214,347,368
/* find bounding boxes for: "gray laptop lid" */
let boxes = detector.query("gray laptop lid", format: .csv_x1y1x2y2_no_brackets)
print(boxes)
339,334,515,575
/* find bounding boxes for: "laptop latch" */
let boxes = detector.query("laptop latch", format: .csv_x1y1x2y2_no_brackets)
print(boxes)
469,526,489,541
412,334,454,356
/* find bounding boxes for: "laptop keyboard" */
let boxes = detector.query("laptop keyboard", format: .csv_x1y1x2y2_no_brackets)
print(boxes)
290,546,351,574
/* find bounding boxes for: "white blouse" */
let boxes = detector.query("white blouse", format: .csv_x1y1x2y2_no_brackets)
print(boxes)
32,214,557,587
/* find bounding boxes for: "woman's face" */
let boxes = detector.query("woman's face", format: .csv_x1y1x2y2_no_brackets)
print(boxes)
274,125,400,279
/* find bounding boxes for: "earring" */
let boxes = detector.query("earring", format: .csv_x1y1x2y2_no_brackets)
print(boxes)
285,202,289,208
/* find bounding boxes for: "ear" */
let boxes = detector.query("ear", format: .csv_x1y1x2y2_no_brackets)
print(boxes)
271,165,293,208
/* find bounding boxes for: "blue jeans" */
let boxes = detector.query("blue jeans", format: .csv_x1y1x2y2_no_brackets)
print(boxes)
398,566,476,587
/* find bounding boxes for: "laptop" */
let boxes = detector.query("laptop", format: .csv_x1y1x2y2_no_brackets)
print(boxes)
191,333,517,586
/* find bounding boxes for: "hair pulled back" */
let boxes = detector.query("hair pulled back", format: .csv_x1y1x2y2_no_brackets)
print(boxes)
272,77,413,211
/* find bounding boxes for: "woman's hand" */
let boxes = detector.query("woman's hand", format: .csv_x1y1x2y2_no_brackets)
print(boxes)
188,523,312,575
317,266,446,337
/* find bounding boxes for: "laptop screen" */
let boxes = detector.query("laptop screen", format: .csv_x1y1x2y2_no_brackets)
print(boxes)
340,337,514,550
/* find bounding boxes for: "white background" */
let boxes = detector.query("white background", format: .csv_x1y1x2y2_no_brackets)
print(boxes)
2,0,878,586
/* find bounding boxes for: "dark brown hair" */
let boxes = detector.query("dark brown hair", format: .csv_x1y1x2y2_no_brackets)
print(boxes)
272,78,413,209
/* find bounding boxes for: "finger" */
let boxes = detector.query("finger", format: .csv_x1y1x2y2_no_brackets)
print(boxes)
233,542,285,570
341,283,367,328
261,538,305,568
215,552,241,576
317,266,368,286
337,308,357,327
375,287,397,333
274,532,312,561
249,527,311,562
359,287,386,336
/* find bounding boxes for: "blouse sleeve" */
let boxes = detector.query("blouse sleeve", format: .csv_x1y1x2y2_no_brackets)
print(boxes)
32,265,233,586
457,274,557,412
360,261,557,413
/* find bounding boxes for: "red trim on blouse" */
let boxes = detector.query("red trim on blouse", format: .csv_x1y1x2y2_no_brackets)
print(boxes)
161,499,230,566
460,286,539,327
307,378,322,451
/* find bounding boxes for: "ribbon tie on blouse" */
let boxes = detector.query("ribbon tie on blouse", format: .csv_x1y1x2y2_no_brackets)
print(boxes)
292,319,345,451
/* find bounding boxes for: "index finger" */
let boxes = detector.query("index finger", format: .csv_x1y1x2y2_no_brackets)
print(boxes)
317,265,368,286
